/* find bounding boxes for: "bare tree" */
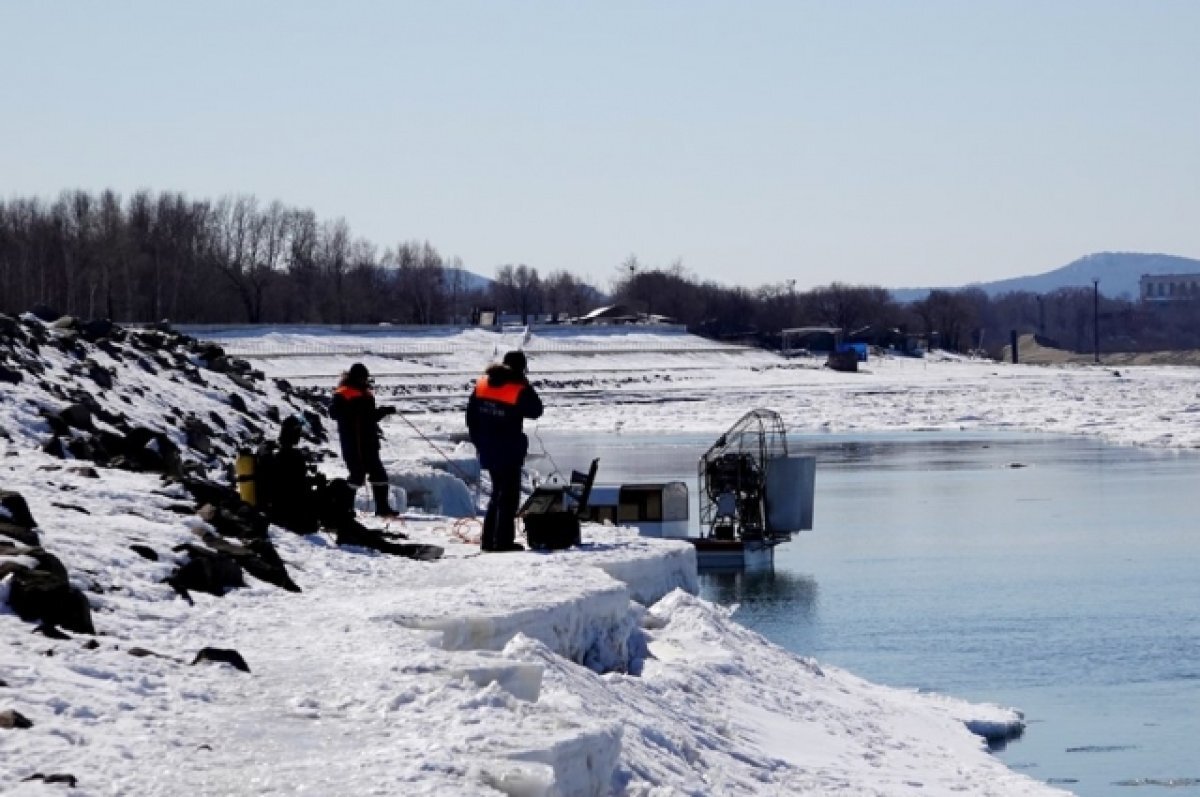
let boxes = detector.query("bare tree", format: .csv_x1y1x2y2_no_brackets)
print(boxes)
390,241,446,324
493,264,542,324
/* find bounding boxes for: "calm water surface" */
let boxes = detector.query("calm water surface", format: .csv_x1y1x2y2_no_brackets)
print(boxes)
530,430,1200,796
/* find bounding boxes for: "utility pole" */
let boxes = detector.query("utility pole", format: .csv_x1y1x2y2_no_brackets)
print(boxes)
1093,278,1100,364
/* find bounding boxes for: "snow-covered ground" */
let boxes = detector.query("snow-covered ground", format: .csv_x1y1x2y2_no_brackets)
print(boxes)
200,323,1200,449
11,319,1192,795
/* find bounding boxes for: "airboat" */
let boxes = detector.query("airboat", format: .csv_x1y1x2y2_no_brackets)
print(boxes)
581,409,816,569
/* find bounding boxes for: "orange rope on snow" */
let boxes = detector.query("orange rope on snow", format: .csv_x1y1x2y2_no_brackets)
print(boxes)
449,517,482,544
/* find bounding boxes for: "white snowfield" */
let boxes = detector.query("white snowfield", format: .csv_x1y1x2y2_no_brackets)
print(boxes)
10,321,1190,795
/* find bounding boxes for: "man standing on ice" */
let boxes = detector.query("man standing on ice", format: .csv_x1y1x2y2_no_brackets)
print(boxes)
466,350,543,552
330,362,400,518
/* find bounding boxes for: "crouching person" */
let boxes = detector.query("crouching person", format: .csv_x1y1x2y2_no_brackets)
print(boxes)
255,414,323,534
330,362,399,518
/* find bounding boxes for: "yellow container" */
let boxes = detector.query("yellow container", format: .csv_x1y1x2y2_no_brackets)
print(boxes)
235,451,257,506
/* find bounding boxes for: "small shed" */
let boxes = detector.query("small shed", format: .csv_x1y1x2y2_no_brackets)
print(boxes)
781,327,841,355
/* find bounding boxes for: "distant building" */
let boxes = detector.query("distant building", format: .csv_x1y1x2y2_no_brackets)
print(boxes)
571,304,679,325
781,327,840,354
1140,273,1200,301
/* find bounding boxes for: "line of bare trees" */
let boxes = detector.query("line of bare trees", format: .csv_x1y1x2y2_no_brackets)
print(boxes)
611,258,1200,355
0,190,601,326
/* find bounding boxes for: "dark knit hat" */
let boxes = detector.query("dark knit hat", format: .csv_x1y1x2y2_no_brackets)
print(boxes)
348,362,370,382
502,350,527,373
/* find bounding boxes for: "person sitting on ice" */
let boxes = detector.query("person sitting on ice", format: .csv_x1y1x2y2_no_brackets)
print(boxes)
329,362,400,518
465,350,543,552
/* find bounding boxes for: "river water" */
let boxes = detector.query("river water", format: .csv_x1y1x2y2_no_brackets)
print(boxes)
529,430,1200,796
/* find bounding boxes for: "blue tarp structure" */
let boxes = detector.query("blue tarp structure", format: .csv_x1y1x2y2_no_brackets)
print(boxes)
836,342,869,362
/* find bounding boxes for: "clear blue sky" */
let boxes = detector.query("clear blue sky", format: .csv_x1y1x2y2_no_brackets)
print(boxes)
3,1,1198,291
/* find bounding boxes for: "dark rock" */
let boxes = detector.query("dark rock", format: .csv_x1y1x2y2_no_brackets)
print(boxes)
177,476,241,509
42,436,67,459
122,427,182,476
59,402,96,432
30,304,61,322
228,393,248,414
50,332,85,359
199,532,300,593
207,411,227,429
130,330,167,351
9,569,95,634
192,647,250,673
87,360,114,389
33,622,72,640
229,373,259,393
184,418,215,457
83,638,100,650
0,363,21,384
95,338,123,359
196,342,225,363
302,410,325,439
50,502,90,515
130,544,159,561
168,545,245,597
181,367,207,386
22,773,77,787
0,491,38,530
68,466,100,479
196,502,269,541
0,708,33,729
80,318,115,342
0,313,26,343
128,647,161,658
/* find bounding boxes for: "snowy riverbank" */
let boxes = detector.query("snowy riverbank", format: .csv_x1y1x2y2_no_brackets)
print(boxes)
7,318,1178,794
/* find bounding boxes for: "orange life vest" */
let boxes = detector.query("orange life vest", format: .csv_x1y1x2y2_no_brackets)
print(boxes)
473,376,524,405
334,385,369,401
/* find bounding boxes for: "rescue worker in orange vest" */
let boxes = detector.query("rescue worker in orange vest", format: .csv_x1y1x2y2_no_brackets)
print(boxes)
330,362,400,517
465,350,544,551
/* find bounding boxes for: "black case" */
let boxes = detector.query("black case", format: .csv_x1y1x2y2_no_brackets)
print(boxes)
523,507,581,550
519,458,598,551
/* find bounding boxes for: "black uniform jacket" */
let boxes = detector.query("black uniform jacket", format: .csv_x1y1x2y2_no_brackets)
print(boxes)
465,364,544,470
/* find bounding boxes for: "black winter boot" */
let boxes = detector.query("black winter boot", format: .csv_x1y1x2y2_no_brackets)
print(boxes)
372,483,400,518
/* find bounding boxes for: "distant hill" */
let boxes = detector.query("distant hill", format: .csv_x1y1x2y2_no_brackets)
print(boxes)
891,252,1200,302
445,267,493,293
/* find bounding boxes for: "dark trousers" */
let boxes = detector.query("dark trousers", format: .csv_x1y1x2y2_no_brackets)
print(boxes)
346,449,388,489
482,465,522,550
